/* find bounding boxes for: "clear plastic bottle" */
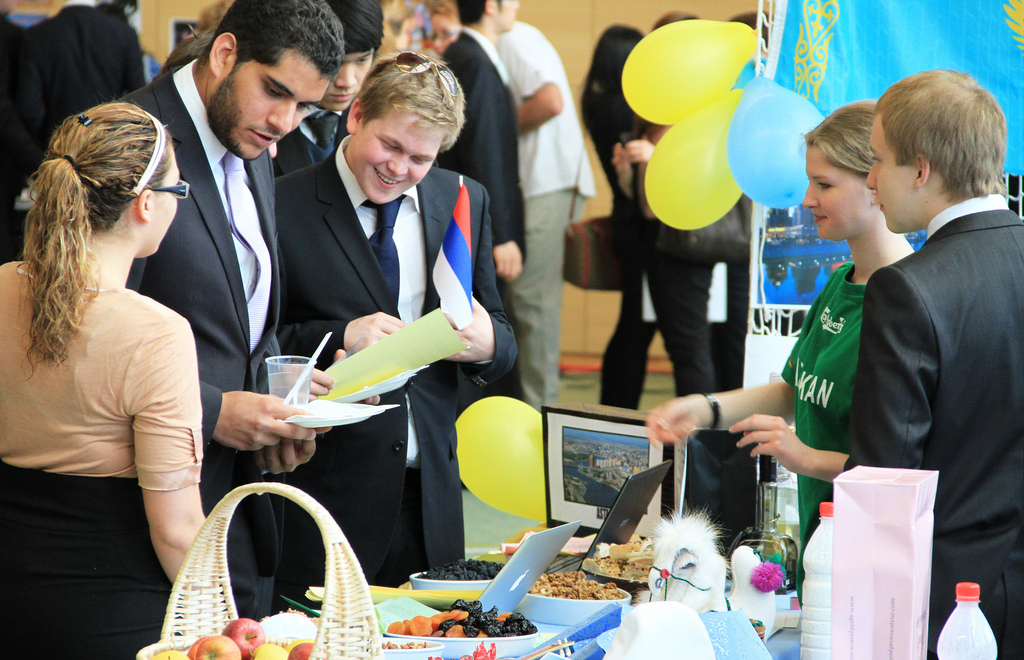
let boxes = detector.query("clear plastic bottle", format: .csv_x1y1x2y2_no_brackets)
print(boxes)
936,582,998,660
800,501,833,660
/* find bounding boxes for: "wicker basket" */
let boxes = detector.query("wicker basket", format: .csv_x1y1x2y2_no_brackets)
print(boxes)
137,482,383,660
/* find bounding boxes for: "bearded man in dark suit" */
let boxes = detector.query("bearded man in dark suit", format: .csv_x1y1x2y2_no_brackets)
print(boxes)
123,0,345,618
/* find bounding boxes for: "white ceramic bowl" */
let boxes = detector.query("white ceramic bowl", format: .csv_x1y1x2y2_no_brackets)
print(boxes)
514,589,631,626
384,632,540,660
408,572,493,591
382,640,445,659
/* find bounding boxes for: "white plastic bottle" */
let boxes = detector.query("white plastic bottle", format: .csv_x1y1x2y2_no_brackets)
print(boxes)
800,501,833,660
936,582,998,659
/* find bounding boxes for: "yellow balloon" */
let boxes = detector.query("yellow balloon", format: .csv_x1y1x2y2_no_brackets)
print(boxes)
456,396,545,520
623,20,756,126
646,90,743,230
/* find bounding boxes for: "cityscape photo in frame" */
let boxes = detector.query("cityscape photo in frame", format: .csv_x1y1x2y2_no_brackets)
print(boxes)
542,403,682,537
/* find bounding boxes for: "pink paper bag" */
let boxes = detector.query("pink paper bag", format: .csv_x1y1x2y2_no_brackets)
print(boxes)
832,466,938,660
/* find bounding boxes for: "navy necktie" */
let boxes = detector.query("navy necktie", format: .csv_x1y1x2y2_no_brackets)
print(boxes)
364,197,403,304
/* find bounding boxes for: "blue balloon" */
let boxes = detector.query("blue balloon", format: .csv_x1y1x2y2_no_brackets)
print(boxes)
727,77,825,209
732,60,758,90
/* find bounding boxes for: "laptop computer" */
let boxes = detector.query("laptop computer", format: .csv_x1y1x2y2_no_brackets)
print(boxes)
546,459,673,573
478,520,581,614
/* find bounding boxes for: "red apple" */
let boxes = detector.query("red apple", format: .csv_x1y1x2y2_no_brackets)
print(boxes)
286,642,313,660
188,635,243,660
222,618,267,660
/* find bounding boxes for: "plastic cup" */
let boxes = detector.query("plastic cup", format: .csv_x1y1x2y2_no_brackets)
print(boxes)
266,355,313,403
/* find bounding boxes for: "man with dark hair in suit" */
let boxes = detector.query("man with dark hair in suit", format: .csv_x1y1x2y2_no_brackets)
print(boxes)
274,0,384,177
274,52,516,597
123,0,345,619
438,0,523,284
16,0,145,151
847,69,1024,658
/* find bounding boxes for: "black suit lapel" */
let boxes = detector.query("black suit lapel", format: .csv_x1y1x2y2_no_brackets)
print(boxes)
314,161,398,313
152,75,252,343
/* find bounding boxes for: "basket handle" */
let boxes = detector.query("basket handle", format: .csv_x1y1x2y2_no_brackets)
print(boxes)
159,481,382,660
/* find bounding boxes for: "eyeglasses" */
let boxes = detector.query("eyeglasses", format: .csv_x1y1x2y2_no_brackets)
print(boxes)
150,179,190,199
395,51,459,97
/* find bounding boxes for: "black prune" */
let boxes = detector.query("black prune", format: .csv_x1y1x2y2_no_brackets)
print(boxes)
420,559,504,581
462,624,480,638
438,619,458,633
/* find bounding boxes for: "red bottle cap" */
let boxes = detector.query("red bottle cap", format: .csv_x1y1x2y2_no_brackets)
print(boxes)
820,502,834,517
955,582,981,602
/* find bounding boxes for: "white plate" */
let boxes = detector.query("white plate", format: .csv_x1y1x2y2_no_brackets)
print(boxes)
384,632,540,660
284,400,399,428
382,640,445,659
329,368,425,403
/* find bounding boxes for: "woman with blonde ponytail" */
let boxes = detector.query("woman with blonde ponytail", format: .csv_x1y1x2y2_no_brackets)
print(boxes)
0,102,207,658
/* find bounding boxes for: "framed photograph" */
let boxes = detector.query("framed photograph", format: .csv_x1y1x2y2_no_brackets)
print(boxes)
169,18,198,54
542,403,685,537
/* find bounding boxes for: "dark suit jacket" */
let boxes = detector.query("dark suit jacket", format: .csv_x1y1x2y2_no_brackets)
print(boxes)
274,157,516,584
847,209,1024,656
272,107,348,177
123,73,282,617
0,16,40,263
438,32,524,254
17,5,145,149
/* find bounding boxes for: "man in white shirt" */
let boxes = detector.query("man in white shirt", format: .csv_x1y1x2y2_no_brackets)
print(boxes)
847,69,1024,658
498,21,595,408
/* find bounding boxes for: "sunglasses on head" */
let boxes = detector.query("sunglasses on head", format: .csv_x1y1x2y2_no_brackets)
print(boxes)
395,51,459,97
150,179,190,199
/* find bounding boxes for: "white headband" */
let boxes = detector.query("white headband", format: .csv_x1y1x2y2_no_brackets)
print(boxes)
131,113,169,195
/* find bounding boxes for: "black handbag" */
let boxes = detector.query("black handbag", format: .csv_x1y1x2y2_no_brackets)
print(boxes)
655,196,752,265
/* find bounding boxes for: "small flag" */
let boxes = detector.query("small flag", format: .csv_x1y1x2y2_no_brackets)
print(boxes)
433,176,473,329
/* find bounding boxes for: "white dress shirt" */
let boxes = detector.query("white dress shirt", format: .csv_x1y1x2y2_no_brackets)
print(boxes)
336,139,427,467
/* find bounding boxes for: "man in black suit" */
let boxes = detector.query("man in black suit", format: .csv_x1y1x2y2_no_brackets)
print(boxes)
273,0,383,177
124,0,345,618
438,0,523,283
847,69,1024,658
274,53,516,597
16,0,145,151
0,2,42,262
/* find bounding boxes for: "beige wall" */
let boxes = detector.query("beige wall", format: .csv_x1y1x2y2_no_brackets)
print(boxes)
518,1,756,356
20,0,756,357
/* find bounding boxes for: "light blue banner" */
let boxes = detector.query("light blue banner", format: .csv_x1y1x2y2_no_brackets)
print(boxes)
775,0,1024,174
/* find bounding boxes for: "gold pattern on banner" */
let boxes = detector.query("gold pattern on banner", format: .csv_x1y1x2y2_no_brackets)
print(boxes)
1007,0,1024,54
794,0,839,102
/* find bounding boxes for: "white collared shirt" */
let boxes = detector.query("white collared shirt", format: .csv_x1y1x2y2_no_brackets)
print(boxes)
926,194,1009,238
461,26,509,86
173,62,267,317
336,139,427,467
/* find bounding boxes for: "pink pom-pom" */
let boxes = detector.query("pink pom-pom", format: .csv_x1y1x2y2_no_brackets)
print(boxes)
750,561,784,593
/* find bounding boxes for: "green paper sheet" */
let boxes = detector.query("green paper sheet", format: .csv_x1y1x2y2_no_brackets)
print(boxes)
323,308,468,399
